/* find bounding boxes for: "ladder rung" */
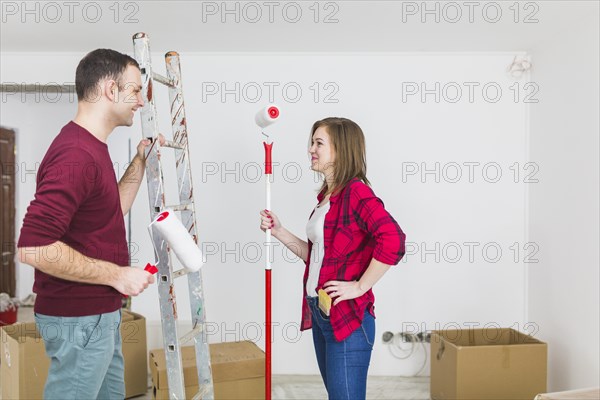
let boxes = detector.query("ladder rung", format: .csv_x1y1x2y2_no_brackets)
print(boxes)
179,324,203,345
165,204,193,212
161,140,186,150
172,268,189,279
152,72,175,88
192,385,212,400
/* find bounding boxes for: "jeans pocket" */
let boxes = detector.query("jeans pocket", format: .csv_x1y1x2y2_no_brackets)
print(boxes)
310,301,330,323
115,310,122,330
361,326,374,347
318,308,331,321
360,313,375,347
78,314,103,349
35,313,63,343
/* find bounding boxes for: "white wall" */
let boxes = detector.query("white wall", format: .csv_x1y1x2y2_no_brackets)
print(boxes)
528,6,600,391
1,52,531,376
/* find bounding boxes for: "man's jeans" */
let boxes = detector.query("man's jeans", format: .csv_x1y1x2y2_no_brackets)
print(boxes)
35,309,124,400
307,296,375,400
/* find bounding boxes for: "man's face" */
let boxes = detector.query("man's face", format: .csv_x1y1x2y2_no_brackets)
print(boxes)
113,65,144,127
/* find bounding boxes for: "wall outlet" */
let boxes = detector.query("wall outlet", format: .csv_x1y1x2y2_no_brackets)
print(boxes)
416,331,431,343
382,330,431,344
382,331,394,343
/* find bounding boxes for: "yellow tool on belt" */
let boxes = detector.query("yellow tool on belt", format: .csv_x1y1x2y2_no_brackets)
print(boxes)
318,289,332,316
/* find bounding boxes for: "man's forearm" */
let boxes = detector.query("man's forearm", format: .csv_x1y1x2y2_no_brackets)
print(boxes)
118,154,146,215
18,241,122,287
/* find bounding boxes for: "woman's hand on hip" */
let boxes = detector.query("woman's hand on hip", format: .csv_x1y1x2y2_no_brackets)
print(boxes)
323,280,367,306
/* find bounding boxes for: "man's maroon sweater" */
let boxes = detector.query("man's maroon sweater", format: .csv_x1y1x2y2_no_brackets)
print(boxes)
18,121,128,316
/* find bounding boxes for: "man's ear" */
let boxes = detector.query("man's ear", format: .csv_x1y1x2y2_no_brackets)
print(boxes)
103,80,118,103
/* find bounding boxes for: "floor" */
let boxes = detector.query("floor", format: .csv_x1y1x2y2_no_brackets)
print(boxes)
130,374,431,400
273,375,430,400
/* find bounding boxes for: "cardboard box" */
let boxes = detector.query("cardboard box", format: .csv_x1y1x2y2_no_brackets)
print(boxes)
534,388,600,400
0,322,48,399
431,327,547,400
121,310,148,398
149,341,265,399
0,309,147,399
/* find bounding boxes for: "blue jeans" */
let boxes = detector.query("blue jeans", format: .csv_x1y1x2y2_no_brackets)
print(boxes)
307,296,375,400
34,309,124,400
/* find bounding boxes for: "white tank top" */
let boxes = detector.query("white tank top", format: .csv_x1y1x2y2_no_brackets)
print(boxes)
306,200,330,297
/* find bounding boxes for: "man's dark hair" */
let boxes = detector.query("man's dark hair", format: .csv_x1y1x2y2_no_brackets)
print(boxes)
75,49,140,101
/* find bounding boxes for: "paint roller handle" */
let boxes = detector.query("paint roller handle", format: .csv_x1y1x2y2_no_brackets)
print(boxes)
119,265,157,298
263,142,273,174
144,263,158,274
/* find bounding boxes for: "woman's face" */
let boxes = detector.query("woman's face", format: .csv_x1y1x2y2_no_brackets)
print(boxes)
309,126,335,175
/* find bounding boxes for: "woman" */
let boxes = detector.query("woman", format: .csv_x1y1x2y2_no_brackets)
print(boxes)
259,117,406,399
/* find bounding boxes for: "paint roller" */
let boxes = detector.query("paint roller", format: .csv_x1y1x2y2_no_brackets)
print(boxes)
255,104,280,129
123,210,201,297
257,104,280,176
256,103,280,400
149,210,203,273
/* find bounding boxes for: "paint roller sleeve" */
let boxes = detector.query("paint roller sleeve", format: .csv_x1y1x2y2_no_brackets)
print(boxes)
255,104,280,128
150,211,203,272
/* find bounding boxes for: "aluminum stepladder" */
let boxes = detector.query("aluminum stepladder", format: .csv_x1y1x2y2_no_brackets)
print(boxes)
133,32,214,400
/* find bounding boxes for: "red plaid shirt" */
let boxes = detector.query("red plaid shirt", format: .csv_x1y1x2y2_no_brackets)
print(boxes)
301,178,406,341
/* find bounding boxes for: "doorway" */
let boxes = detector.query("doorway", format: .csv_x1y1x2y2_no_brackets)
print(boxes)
1,127,16,297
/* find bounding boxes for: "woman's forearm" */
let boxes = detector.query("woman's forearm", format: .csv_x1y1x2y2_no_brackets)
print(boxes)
273,227,309,263
358,258,392,292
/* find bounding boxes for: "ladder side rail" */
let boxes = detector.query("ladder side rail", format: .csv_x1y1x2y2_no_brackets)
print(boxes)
133,33,186,400
165,51,215,400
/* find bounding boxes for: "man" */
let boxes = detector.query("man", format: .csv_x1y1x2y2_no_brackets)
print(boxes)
18,48,157,399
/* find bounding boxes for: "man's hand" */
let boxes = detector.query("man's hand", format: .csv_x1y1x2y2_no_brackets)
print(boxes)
136,138,151,159
136,134,166,160
120,134,166,216
112,267,155,296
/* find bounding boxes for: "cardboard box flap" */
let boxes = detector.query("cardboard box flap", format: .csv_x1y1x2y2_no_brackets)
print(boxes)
534,388,600,400
121,310,135,323
436,328,545,347
150,341,265,389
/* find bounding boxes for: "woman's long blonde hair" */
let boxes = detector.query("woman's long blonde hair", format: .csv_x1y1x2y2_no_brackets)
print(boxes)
310,117,370,196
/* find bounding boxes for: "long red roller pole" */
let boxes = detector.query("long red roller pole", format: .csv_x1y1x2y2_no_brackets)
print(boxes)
265,269,272,399
257,105,278,400
264,141,273,400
